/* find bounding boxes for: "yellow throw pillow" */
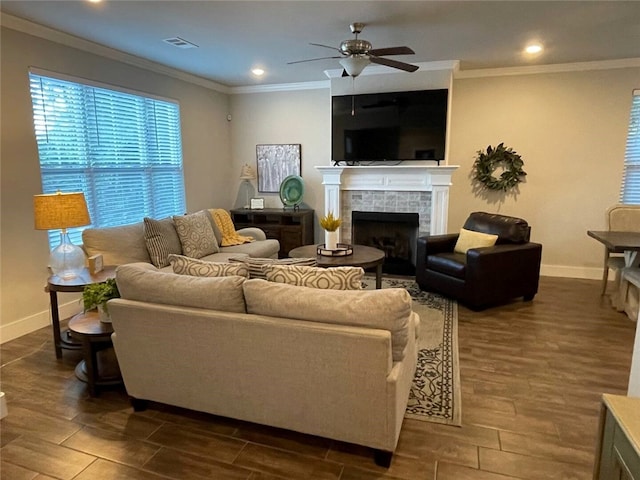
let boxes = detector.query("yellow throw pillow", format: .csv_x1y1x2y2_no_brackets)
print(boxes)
453,228,499,254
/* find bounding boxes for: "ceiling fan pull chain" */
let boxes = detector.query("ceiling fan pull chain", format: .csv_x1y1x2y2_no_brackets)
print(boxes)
351,76,356,116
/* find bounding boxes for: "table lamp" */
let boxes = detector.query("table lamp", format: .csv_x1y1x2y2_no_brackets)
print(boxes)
34,191,91,279
239,164,257,208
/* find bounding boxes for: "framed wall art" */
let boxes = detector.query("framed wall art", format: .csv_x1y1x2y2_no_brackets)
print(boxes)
256,144,301,193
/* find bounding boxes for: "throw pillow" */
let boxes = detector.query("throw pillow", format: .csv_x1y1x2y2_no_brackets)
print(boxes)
116,263,247,313
453,228,499,254
243,279,412,361
172,211,219,259
143,217,183,268
263,264,364,290
169,254,250,278
229,256,317,280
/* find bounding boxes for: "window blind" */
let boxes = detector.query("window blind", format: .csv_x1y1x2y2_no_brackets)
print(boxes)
29,71,186,248
620,89,640,204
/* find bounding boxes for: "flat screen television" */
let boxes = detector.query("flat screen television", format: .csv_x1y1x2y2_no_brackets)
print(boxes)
331,89,448,163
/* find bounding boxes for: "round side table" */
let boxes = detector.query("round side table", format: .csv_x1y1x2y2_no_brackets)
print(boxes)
45,266,116,359
68,310,122,397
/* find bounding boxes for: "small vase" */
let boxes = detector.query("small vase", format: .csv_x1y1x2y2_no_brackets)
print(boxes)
325,230,339,251
97,304,111,323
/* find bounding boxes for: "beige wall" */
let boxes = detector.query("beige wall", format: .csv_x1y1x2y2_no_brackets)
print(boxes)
229,88,331,241
448,68,639,277
0,27,232,340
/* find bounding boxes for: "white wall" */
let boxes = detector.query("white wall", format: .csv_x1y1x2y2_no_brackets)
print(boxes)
0,27,232,341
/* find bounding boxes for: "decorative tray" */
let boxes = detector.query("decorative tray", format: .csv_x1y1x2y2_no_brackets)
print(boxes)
317,243,353,257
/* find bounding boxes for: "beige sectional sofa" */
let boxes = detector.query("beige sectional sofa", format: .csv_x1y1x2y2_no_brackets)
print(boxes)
81,210,280,269
109,263,419,466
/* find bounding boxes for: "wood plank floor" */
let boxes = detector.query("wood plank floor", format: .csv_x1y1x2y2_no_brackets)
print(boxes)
1,276,636,479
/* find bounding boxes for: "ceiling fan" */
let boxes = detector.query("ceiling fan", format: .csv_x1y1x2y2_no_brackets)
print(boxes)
288,22,419,78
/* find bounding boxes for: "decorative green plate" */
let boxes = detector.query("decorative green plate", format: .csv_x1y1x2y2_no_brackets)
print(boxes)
279,175,304,207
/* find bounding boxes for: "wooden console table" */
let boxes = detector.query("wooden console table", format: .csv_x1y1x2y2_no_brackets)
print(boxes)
231,208,314,258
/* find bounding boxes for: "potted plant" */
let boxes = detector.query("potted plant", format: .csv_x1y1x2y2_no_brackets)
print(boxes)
82,278,120,323
320,211,342,251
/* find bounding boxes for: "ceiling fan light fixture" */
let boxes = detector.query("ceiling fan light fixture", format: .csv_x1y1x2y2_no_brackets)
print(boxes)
339,56,370,77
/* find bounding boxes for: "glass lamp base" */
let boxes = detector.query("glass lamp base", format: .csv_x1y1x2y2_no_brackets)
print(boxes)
50,232,85,279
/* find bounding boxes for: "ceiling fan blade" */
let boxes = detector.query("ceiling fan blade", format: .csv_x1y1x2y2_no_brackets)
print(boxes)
309,42,342,53
369,46,415,56
287,56,342,65
370,56,419,72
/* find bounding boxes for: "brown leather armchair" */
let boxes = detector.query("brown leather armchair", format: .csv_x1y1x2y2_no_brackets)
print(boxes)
415,212,542,310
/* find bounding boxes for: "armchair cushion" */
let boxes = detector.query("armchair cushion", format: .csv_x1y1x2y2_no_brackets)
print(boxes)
454,228,498,254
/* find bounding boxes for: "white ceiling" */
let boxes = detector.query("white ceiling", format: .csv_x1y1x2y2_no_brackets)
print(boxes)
2,0,640,88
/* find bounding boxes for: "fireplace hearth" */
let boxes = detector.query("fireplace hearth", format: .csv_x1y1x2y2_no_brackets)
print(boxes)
352,211,419,275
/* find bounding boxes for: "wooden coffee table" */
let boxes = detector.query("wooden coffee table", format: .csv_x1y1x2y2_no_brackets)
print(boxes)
68,310,122,397
289,244,385,288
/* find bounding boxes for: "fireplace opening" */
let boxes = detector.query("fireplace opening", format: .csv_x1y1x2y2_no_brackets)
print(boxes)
352,211,419,276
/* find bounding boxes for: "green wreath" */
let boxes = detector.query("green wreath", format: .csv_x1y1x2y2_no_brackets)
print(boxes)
473,143,526,192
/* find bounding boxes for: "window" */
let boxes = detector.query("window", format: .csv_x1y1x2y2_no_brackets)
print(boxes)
620,89,640,203
29,69,186,248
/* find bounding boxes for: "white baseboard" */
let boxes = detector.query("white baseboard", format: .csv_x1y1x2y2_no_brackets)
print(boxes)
540,264,605,280
0,299,82,344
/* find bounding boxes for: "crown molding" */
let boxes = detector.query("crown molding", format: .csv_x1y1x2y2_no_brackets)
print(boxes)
230,80,330,94
1,12,231,94
455,57,640,79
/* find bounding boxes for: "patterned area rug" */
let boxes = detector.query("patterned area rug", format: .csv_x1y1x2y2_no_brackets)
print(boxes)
363,276,462,426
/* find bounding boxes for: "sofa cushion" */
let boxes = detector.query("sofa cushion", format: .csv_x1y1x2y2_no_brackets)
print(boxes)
453,228,498,254
116,263,246,313
143,217,182,268
230,256,316,279
83,222,151,265
221,239,280,259
463,212,530,244
263,265,364,290
169,254,249,278
173,211,219,259
243,279,412,361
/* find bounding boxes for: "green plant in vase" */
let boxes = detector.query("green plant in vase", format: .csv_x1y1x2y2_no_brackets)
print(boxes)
320,211,342,250
82,278,120,323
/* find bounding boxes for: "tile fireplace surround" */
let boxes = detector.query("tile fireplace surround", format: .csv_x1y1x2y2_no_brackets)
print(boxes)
316,165,459,243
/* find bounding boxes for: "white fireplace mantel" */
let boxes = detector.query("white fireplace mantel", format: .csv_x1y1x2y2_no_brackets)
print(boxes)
316,165,459,235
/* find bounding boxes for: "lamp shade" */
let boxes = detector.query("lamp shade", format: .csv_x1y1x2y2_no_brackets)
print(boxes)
339,56,371,78
34,191,91,230
240,164,257,180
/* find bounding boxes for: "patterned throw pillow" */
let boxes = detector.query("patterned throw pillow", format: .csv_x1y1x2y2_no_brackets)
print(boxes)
143,217,183,268
172,211,219,259
169,254,249,278
229,257,317,279
263,264,364,290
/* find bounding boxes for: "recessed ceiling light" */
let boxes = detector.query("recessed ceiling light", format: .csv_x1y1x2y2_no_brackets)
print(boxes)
525,43,544,55
87,0,102,3
252,68,265,77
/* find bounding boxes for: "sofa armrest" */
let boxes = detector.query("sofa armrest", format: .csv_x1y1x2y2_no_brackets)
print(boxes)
237,227,267,242
417,234,459,258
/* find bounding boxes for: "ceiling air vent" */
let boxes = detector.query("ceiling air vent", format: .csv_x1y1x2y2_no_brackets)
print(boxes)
163,37,199,49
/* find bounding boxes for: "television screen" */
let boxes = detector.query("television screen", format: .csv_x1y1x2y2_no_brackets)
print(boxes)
331,89,448,163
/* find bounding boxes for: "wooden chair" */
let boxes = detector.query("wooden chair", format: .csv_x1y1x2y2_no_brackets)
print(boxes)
601,205,640,295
